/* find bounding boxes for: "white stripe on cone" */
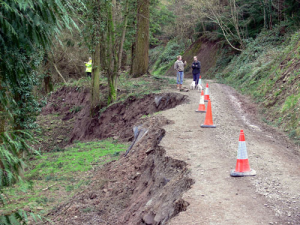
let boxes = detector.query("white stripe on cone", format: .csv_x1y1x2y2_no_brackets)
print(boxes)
205,87,209,96
237,141,248,159
199,93,205,104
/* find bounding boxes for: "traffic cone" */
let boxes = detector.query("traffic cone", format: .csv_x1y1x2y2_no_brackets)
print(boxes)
196,90,206,113
204,83,210,102
230,130,256,177
200,99,216,128
197,76,202,92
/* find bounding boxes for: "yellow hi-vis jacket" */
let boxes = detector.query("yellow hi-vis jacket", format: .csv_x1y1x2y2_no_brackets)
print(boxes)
85,60,92,73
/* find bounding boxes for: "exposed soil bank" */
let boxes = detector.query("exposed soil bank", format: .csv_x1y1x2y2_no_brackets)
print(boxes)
41,87,193,224
42,86,187,144
47,116,194,225
165,39,219,78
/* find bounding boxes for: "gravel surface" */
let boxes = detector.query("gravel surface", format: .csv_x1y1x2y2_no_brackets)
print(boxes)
160,79,300,225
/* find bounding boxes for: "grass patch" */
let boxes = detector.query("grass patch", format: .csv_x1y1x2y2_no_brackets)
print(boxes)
31,140,126,176
1,139,128,219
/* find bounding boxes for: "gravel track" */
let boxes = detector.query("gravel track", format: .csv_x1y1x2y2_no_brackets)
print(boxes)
159,79,300,225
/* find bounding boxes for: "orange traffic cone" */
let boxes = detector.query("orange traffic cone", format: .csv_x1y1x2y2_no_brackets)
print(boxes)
204,83,210,102
230,130,256,177
196,90,206,113
200,99,216,128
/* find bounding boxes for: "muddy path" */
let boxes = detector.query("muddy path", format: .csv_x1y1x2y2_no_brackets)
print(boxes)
160,79,300,225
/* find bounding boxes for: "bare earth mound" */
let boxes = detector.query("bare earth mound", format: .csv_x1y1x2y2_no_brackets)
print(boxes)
47,115,194,225
41,87,193,224
42,87,187,143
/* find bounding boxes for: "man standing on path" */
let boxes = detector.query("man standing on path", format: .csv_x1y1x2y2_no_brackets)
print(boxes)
191,56,201,88
174,55,187,90
85,57,92,77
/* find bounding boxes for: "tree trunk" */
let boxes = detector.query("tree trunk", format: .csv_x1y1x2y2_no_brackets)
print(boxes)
261,0,268,28
131,0,150,78
121,51,128,69
129,18,136,75
278,0,281,21
44,73,53,93
107,0,118,104
91,43,101,110
0,79,4,144
108,71,117,104
231,0,244,48
269,0,273,29
130,41,135,75
100,32,106,73
118,0,129,70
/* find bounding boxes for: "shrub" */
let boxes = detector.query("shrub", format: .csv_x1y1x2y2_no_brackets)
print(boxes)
151,40,185,75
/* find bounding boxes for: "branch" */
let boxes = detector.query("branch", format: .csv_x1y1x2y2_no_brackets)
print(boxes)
53,63,67,84
41,183,56,191
207,7,243,51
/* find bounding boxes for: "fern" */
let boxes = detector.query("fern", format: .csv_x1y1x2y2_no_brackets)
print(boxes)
0,2,84,224
0,210,27,225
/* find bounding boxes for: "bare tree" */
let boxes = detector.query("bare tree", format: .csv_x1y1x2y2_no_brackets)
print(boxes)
197,0,245,51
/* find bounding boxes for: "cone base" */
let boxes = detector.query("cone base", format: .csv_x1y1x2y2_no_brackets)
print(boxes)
200,124,216,128
196,110,206,113
230,169,256,177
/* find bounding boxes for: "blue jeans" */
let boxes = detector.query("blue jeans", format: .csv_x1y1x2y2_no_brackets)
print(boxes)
193,73,200,85
177,71,184,84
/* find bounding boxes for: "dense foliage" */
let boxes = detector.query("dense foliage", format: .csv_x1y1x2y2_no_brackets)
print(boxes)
0,0,82,223
151,40,185,75
215,27,300,143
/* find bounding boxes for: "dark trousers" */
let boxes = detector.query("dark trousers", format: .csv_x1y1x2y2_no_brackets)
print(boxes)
193,73,200,85
86,72,91,77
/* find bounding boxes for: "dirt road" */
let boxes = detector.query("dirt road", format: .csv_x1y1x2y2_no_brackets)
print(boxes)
160,79,300,225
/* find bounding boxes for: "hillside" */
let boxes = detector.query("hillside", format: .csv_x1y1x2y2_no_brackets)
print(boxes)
153,25,300,142
150,39,219,79
214,29,300,143
165,39,219,78
151,26,300,143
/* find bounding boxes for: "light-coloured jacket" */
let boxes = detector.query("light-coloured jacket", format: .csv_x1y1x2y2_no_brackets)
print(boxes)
174,60,186,72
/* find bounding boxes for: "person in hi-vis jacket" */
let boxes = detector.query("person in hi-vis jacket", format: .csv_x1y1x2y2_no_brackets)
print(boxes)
85,57,92,77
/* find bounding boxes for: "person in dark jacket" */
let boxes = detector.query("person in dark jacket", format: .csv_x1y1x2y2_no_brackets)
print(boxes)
191,56,201,87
